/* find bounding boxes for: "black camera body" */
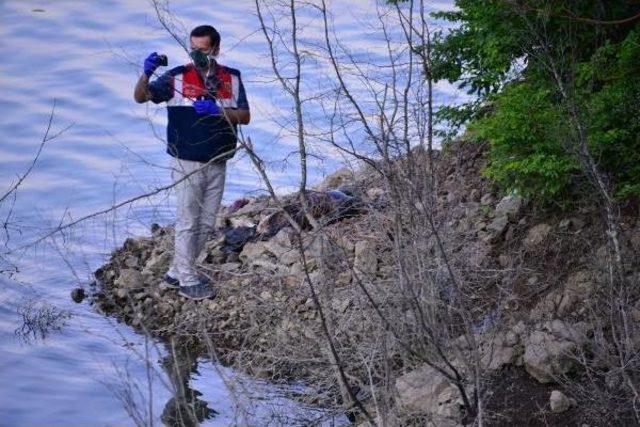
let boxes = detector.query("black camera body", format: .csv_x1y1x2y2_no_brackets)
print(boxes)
157,54,168,67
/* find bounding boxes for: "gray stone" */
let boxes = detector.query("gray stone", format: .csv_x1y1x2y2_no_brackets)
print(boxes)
240,241,271,264
480,193,494,206
495,195,524,220
469,189,481,202
481,331,521,371
115,269,144,289
143,251,171,276
523,321,583,383
314,167,354,191
557,271,595,316
354,240,377,279
485,215,509,242
524,223,552,248
366,187,385,201
395,364,465,426
124,256,139,268
550,390,574,413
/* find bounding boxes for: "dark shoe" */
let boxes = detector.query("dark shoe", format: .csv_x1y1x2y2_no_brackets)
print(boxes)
178,283,216,301
162,273,180,289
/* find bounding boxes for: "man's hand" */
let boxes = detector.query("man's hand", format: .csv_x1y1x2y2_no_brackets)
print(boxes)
193,99,221,116
143,52,162,77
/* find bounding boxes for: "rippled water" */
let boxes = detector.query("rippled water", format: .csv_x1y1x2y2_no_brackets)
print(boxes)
0,0,458,425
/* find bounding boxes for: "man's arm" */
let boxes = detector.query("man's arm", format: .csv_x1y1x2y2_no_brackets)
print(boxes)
222,108,251,125
133,74,152,103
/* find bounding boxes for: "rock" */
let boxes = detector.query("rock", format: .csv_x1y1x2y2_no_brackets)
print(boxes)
239,241,271,264
557,271,596,316
115,269,145,289
143,252,171,276
629,226,640,253
354,240,377,279
464,202,481,220
219,262,241,272
495,195,524,220
70,287,86,303
480,331,521,371
523,321,583,383
395,364,465,426
524,223,552,248
531,271,596,319
550,390,574,413
469,189,481,202
480,193,495,206
314,167,355,191
124,256,139,268
115,288,128,299
366,187,385,201
263,228,299,265
559,217,585,232
498,254,510,268
484,215,508,242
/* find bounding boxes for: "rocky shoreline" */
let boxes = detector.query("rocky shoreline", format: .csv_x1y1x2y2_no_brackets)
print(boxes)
90,141,640,425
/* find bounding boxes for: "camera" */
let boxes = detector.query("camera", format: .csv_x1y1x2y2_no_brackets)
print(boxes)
157,54,168,66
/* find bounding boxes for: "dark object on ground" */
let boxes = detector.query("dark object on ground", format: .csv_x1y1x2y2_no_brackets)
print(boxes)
220,225,256,253
178,283,216,300
258,190,367,239
70,288,86,303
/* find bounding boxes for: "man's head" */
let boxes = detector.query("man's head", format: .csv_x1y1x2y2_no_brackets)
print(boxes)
190,25,220,57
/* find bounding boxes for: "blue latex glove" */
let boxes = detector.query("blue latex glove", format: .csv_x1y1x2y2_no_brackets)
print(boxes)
143,52,162,77
193,99,221,116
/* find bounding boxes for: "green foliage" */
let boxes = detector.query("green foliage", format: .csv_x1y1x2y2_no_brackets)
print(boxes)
426,1,640,203
471,82,580,204
581,29,640,200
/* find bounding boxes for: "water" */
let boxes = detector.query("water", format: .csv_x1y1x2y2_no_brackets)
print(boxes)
0,0,459,425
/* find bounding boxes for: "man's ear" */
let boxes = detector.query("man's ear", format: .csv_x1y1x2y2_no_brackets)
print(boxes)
213,45,220,56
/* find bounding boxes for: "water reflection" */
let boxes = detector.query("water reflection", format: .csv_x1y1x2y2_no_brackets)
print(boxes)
160,338,217,427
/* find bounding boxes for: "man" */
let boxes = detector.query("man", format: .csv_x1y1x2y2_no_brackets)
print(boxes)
134,25,250,300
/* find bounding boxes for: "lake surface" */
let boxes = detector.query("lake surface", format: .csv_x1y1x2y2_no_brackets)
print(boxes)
0,1,459,425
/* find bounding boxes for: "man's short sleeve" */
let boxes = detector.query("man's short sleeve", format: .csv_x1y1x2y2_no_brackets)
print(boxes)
148,71,175,104
236,72,249,110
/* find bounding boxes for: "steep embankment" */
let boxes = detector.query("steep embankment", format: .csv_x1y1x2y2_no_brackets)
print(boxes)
91,141,640,426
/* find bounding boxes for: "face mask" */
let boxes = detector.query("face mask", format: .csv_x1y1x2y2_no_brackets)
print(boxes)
189,49,210,69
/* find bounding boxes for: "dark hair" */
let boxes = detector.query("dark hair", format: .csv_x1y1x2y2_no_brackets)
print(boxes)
190,25,220,48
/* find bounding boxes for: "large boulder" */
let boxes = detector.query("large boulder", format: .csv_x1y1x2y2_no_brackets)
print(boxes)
314,167,355,191
480,329,522,371
530,271,597,319
481,215,508,242
395,364,466,426
523,320,584,383
494,195,524,220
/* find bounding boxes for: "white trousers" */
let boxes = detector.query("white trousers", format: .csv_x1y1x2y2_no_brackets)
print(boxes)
167,157,226,286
